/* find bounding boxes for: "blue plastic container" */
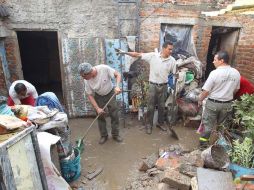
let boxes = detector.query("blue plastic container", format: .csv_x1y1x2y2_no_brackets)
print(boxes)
60,148,81,182
229,163,254,182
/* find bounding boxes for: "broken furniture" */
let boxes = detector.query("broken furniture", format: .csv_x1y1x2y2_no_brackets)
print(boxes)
0,126,48,190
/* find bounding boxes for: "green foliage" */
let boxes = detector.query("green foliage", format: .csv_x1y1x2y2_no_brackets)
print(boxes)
233,94,254,138
229,137,254,168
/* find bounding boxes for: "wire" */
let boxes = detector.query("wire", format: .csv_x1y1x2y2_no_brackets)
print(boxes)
140,2,169,23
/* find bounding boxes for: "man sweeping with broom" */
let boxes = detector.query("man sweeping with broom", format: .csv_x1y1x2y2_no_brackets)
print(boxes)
78,62,123,145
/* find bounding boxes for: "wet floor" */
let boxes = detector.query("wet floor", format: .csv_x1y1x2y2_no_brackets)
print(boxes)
69,115,199,190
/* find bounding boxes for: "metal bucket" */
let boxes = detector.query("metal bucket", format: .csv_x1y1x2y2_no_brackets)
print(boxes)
201,144,230,170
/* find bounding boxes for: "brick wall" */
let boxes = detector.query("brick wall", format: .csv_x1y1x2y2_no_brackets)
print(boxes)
0,58,8,96
4,37,23,82
139,1,212,63
208,14,254,84
234,16,254,84
139,0,254,83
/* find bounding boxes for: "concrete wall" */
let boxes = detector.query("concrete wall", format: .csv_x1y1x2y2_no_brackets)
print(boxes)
1,0,121,117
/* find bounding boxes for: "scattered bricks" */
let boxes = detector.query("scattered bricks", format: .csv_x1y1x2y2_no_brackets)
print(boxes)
236,184,254,190
147,168,161,177
158,144,184,157
180,149,204,168
156,158,171,171
179,163,197,178
139,153,158,172
156,157,180,171
161,168,191,190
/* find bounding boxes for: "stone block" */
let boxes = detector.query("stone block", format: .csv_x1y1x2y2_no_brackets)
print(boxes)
179,163,197,177
180,149,204,167
139,153,158,172
161,169,191,190
157,183,177,190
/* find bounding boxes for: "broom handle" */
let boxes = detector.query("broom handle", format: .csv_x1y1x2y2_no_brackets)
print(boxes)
81,92,117,140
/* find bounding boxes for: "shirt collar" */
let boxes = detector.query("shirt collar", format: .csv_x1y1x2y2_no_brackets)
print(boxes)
159,52,171,61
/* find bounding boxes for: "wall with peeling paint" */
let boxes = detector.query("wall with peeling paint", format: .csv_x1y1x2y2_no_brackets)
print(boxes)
0,0,124,117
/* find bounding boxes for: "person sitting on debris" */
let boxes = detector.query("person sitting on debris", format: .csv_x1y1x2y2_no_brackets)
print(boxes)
198,50,240,148
234,76,254,99
78,62,123,144
8,80,38,106
118,41,176,134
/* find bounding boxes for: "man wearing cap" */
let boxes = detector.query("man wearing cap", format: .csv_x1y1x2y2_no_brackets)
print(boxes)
198,50,240,148
78,62,123,144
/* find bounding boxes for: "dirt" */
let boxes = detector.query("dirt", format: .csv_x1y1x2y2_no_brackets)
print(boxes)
69,114,199,190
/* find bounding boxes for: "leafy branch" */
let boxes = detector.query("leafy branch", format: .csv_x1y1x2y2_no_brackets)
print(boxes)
229,137,254,168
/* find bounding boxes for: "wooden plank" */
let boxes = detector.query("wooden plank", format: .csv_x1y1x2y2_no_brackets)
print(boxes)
197,168,235,190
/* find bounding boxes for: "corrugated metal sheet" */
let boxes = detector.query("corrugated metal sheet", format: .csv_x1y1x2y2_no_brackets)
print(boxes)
0,5,9,17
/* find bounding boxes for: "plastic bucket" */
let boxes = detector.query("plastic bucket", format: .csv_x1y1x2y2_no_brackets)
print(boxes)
60,148,81,182
201,144,230,170
229,163,254,181
56,126,73,159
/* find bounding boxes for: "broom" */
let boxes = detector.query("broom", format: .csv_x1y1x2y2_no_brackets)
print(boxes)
76,93,117,153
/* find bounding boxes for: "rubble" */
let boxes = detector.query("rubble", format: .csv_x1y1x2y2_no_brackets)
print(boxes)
161,168,191,190
138,153,158,172
126,145,204,190
157,183,177,190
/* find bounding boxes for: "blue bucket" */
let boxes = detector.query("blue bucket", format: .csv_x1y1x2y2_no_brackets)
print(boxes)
60,148,81,182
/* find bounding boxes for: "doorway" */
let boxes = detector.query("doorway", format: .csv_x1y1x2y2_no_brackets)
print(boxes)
205,26,240,79
16,31,63,102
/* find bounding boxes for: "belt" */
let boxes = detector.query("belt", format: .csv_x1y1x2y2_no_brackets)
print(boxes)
208,98,232,103
149,82,167,86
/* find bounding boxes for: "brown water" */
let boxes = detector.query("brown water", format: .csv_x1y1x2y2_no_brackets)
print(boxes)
69,115,199,190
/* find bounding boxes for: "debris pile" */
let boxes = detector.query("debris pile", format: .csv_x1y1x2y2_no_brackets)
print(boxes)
125,144,204,190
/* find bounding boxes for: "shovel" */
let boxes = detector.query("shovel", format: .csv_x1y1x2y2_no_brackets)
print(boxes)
76,93,117,153
166,71,179,140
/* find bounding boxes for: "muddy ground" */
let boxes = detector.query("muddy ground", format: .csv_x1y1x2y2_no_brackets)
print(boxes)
69,114,199,190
